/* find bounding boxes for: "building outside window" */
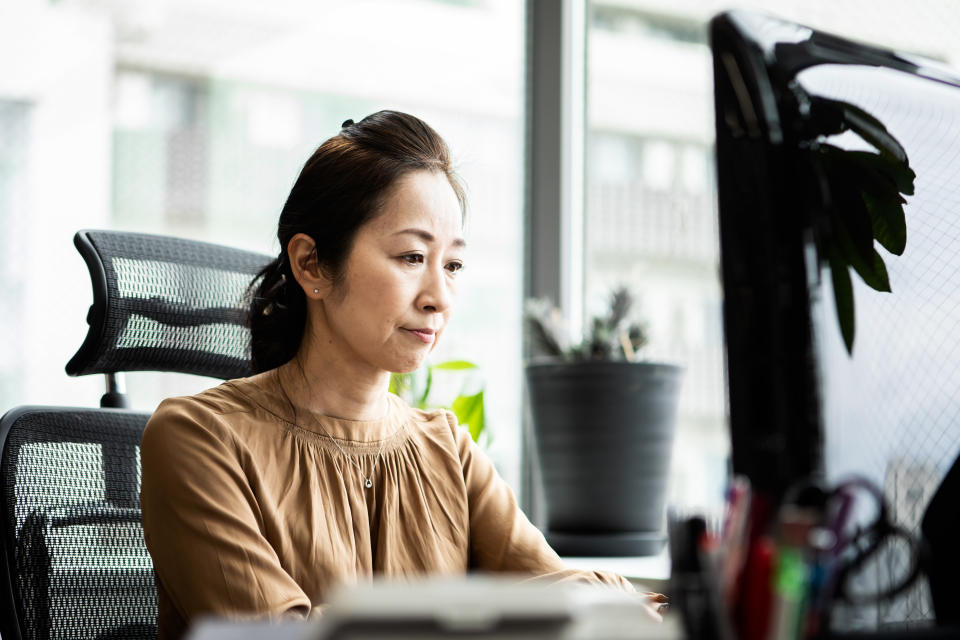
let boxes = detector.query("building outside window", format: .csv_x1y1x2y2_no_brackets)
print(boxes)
0,100,31,410
586,2,725,515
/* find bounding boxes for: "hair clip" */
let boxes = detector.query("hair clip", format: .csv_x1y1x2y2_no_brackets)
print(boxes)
341,119,355,129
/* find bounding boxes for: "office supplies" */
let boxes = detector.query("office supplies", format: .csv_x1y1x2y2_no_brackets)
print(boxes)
670,469,939,640
669,513,733,640
736,534,774,640
719,477,751,608
826,477,923,608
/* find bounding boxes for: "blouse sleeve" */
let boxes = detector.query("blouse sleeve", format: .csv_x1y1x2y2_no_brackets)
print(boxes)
447,412,634,591
140,397,312,622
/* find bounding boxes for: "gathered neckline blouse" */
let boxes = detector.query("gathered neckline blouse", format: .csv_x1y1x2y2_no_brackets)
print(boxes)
243,368,411,452
140,368,634,640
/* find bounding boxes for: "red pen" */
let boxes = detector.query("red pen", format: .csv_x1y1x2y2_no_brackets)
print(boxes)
737,535,776,640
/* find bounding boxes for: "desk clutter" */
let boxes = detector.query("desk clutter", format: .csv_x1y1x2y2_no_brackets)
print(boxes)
668,475,959,640
187,577,681,640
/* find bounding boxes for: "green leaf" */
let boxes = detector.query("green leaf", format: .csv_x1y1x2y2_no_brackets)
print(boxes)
838,99,909,164
829,252,856,355
833,220,891,293
863,191,907,256
817,146,909,257
820,146,901,202
431,360,479,371
451,391,485,443
417,366,432,409
524,299,566,358
829,175,875,268
846,149,915,197
607,288,633,326
806,96,847,137
806,101,914,358
388,373,408,396
860,249,891,293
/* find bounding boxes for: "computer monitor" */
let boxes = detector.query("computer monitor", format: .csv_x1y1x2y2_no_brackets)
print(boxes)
712,10,960,629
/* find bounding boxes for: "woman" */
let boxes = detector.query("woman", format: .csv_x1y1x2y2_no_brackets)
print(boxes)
140,111,661,639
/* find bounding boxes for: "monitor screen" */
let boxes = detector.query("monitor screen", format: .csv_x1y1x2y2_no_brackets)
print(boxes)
712,10,960,629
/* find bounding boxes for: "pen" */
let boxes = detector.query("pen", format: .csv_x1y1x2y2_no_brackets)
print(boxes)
721,477,751,607
769,545,808,640
768,507,817,640
736,535,775,640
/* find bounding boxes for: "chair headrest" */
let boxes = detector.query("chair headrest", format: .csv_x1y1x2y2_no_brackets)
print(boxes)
66,229,271,380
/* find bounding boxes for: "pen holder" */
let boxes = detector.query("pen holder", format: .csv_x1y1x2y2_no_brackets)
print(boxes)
668,514,733,640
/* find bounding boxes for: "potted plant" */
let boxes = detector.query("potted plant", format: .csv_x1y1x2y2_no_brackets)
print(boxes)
525,288,682,556
795,94,915,354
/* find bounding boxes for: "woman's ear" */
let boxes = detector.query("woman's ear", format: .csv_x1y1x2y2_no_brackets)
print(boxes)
287,233,332,299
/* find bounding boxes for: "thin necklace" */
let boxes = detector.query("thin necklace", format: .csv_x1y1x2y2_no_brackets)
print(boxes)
308,413,386,490
279,362,388,491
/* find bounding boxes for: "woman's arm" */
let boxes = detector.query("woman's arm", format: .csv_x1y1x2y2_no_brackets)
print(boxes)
141,397,312,625
446,411,634,590
448,413,669,621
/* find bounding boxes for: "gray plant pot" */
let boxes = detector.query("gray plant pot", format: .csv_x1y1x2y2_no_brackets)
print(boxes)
525,361,682,557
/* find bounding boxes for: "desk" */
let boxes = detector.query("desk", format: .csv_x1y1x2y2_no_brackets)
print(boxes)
562,545,671,592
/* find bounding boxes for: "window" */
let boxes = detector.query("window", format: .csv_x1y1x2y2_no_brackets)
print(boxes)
584,0,960,518
586,4,726,515
112,1,526,486
0,100,31,409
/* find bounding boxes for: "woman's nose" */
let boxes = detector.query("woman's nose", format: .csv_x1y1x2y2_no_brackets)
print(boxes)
418,266,453,313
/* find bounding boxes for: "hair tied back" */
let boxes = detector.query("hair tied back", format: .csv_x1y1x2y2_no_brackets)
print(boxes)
247,110,464,373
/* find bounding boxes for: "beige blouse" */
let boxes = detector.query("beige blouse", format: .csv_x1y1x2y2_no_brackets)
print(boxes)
140,369,633,639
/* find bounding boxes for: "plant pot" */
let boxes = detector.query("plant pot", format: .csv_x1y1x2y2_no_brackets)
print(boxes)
525,361,682,557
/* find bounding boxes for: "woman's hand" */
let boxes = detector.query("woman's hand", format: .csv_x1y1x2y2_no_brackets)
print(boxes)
641,591,669,622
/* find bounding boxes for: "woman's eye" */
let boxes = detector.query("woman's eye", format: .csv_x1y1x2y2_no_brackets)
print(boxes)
400,254,424,265
446,261,465,274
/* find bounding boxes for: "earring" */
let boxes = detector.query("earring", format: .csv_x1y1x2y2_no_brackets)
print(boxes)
313,288,319,294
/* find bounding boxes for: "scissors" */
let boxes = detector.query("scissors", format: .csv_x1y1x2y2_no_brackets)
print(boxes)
786,475,925,608
827,476,925,605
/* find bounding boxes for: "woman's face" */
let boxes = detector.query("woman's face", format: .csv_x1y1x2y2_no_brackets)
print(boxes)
318,170,465,375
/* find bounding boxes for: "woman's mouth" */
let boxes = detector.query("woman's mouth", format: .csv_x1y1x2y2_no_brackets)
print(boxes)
404,328,436,343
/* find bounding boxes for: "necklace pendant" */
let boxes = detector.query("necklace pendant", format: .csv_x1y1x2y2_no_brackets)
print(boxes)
364,478,373,489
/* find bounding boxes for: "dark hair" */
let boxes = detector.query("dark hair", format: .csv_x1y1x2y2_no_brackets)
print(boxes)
246,110,466,373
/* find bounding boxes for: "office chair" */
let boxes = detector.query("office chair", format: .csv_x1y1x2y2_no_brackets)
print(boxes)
0,230,270,640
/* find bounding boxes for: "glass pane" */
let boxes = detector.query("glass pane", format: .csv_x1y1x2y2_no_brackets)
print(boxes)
112,1,525,485
0,100,31,411
584,0,960,522
585,3,726,517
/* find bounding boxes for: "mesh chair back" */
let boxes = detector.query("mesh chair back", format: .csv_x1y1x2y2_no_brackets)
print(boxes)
0,406,156,640
66,230,271,380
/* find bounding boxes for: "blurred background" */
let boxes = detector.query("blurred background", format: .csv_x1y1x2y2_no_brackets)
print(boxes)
2,0,960,517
